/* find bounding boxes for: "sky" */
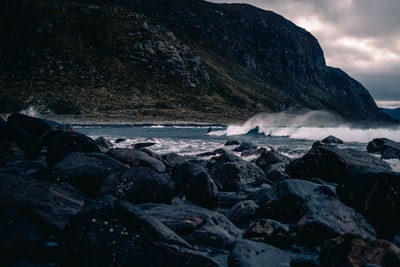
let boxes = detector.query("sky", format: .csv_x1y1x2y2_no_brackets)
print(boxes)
209,0,400,108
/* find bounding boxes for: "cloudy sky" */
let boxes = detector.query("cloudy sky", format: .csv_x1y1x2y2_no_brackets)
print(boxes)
209,0,400,108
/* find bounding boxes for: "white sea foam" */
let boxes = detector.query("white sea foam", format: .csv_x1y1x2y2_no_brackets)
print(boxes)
224,111,400,143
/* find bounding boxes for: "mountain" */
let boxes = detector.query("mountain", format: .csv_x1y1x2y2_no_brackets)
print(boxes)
0,0,394,123
381,107,400,121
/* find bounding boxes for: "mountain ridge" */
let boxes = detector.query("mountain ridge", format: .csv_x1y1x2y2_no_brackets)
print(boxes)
0,0,394,123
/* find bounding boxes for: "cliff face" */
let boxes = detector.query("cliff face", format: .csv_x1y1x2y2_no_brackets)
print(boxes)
0,0,392,122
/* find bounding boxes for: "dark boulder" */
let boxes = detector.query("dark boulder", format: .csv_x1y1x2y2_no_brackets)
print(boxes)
172,162,218,208
94,136,114,150
367,137,400,159
132,142,156,149
49,152,129,197
296,187,376,246
0,142,25,166
107,148,166,173
43,130,101,167
232,141,258,153
207,151,243,170
228,200,259,225
224,140,240,146
228,239,291,267
7,113,59,137
263,162,287,182
321,135,344,145
138,201,243,249
0,173,89,231
249,179,336,223
287,142,391,183
210,161,265,191
254,149,291,170
337,170,400,239
99,166,174,204
320,234,400,267
162,152,188,168
64,196,219,267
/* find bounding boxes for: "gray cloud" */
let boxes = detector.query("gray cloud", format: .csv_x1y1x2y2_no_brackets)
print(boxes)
209,0,400,104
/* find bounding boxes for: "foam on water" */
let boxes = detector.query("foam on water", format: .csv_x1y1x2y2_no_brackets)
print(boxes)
223,111,400,143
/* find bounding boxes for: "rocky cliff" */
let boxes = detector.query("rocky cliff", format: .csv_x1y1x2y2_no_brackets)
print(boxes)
0,0,393,122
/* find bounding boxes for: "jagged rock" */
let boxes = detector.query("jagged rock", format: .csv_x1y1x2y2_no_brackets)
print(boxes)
321,135,344,145
228,239,291,267
337,170,400,239
99,166,174,204
320,234,400,267
367,138,400,159
0,173,89,231
7,113,59,137
64,196,219,267
263,162,287,182
228,200,259,225
172,162,218,208
254,149,291,170
138,201,243,249
107,148,166,173
43,130,101,167
209,161,265,192
296,187,376,246
244,219,293,249
224,140,240,146
286,142,391,183
248,179,336,223
232,141,258,153
49,152,129,197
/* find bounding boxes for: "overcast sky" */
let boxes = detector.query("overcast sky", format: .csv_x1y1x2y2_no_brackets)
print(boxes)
209,0,400,108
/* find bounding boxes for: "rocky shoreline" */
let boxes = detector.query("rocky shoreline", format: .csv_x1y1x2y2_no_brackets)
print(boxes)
1,113,400,267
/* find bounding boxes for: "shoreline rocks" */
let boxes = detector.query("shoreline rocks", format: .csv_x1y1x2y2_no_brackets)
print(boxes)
1,113,400,266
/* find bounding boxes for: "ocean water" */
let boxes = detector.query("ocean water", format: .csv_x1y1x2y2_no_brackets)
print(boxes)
76,111,400,171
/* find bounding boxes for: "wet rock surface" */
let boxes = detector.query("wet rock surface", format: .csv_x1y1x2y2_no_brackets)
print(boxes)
1,114,400,266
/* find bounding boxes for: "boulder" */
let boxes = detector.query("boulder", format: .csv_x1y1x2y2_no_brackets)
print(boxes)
287,142,391,183
263,162,287,182
207,151,243,170
367,137,400,159
64,196,219,267
172,162,218,208
254,149,291,170
228,239,291,267
320,234,400,267
228,200,259,225
99,166,174,204
249,179,336,223
107,148,166,173
94,136,114,150
7,113,59,137
232,141,258,153
49,152,129,197
0,173,89,230
43,130,101,167
162,152,189,168
337,170,400,239
296,187,376,246
138,201,243,249
321,135,344,145
210,161,265,191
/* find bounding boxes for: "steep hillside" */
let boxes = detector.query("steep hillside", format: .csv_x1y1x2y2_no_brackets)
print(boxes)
0,0,393,123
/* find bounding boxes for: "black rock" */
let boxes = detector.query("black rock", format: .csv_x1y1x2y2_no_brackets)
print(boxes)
321,135,344,145
7,113,58,137
367,137,400,160
138,201,243,249
99,166,174,204
337,170,400,239
287,142,391,183
0,142,26,166
43,130,101,167
107,148,166,173
254,149,291,170
172,162,219,208
64,196,219,267
49,152,129,197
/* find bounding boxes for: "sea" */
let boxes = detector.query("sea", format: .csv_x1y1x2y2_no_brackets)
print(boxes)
75,111,400,171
